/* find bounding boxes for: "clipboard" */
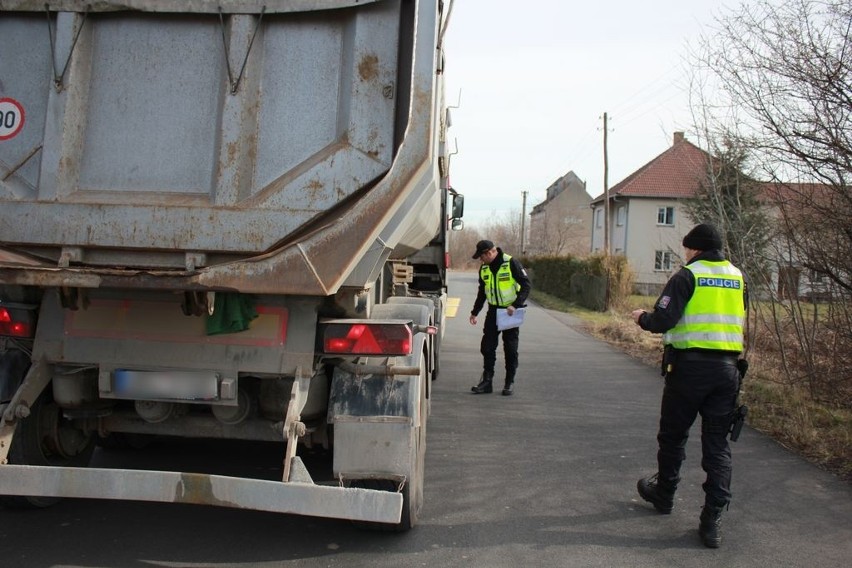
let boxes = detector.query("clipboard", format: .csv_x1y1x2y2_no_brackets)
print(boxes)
496,307,526,331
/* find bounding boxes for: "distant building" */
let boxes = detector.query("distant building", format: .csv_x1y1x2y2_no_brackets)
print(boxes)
588,132,839,298
760,182,839,301
528,171,592,257
590,132,711,295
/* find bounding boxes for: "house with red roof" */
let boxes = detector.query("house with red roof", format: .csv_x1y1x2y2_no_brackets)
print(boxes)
587,133,841,298
590,132,712,294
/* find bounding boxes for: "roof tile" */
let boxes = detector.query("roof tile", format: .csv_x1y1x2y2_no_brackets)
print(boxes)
594,138,711,202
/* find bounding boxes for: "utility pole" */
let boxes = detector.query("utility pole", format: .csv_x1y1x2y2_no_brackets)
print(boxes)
520,190,528,255
602,112,612,312
603,112,610,257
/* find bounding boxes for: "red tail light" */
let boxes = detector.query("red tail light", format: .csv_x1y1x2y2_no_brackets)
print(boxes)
0,306,34,338
323,322,412,355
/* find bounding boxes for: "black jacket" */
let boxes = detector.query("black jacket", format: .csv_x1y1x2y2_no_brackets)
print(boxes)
471,248,531,316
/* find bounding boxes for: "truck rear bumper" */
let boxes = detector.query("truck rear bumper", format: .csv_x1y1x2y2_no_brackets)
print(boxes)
0,458,402,523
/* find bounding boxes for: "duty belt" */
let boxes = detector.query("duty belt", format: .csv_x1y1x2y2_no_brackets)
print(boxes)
675,350,739,365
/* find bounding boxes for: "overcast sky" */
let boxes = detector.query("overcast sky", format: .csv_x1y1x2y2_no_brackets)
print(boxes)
442,0,733,226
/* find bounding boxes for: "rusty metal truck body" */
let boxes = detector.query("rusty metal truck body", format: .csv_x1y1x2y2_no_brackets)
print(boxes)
0,0,460,530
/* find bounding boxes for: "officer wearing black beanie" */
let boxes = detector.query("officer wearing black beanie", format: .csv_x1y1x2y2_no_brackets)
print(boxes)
682,223,723,251
630,223,747,548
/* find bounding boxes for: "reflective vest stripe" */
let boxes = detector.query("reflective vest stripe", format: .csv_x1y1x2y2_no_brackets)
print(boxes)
664,332,745,344
691,263,739,275
678,314,745,325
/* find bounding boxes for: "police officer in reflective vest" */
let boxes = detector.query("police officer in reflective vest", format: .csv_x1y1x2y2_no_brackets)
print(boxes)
631,223,746,549
469,240,531,396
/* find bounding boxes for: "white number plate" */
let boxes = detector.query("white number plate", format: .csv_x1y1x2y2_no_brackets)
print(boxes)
114,370,219,401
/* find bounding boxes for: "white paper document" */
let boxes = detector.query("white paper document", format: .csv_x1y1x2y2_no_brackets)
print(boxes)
496,307,526,331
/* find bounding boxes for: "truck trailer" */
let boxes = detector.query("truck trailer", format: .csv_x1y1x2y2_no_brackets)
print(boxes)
0,0,462,531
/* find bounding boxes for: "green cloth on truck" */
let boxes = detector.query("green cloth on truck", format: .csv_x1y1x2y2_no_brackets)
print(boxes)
205,293,258,335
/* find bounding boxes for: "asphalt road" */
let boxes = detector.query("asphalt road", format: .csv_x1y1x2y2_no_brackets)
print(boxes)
0,270,850,567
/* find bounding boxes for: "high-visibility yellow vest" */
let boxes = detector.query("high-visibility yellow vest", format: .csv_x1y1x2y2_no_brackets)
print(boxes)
664,260,745,352
480,254,520,308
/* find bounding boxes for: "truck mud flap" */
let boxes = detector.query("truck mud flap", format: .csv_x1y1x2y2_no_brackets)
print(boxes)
0,458,402,523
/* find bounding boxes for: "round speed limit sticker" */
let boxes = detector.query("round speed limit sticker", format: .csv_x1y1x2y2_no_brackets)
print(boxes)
0,98,25,141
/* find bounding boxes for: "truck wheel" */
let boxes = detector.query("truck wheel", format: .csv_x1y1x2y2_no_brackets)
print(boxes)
397,357,427,530
96,432,154,450
0,348,30,401
431,331,441,381
354,357,427,531
1,387,96,509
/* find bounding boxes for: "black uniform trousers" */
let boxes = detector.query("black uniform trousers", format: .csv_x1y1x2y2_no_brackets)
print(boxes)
657,353,739,507
480,305,519,378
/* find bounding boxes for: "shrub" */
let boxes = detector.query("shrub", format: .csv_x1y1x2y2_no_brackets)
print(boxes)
524,254,634,312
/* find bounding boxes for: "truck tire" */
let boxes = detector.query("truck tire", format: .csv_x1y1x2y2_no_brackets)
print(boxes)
386,296,441,381
96,432,154,450
353,354,427,531
0,348,30,401
431,330,441,382
404,354,428,529
1,386,96,509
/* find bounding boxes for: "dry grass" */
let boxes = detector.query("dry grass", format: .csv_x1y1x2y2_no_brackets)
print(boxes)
589,317,663,367
738,365,852,482
532,290,852,483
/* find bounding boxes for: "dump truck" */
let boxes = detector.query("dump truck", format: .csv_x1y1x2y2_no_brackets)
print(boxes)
0,0,463,531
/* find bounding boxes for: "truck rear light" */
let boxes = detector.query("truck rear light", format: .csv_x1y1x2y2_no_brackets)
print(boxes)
323,322,412,356
0,306,34,338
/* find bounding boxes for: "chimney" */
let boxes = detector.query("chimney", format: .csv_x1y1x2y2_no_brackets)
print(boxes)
673,131,685,145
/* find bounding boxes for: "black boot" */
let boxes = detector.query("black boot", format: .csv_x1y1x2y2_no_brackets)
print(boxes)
502,370,515,396
471,372,493,394
699,504,724,548
637,473,675,514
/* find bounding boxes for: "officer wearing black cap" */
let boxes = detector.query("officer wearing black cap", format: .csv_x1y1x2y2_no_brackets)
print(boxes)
631,223,747,548
469,240,531,396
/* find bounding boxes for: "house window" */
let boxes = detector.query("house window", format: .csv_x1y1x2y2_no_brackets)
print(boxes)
617,206,626,226
657,206,674,226
655,250,675,271
595,208,603,228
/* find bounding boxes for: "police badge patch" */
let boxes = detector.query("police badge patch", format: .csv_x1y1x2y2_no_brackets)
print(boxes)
658,295,671,309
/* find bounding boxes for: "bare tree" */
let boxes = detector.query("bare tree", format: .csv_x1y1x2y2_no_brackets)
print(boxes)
696,0,851,288
692,0,851,405
447,225,483,270
531,213,571,256
481,209,524,257
682,139,773,285
447,209,529,271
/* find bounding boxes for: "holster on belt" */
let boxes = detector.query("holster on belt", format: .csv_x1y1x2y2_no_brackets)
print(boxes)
729,357,749,441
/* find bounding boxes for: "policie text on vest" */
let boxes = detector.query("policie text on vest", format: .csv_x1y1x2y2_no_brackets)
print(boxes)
697,277,741,289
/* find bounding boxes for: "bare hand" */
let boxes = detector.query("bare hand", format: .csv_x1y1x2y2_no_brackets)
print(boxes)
469,315,477,326
631,309,646,324
506,306,516,316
